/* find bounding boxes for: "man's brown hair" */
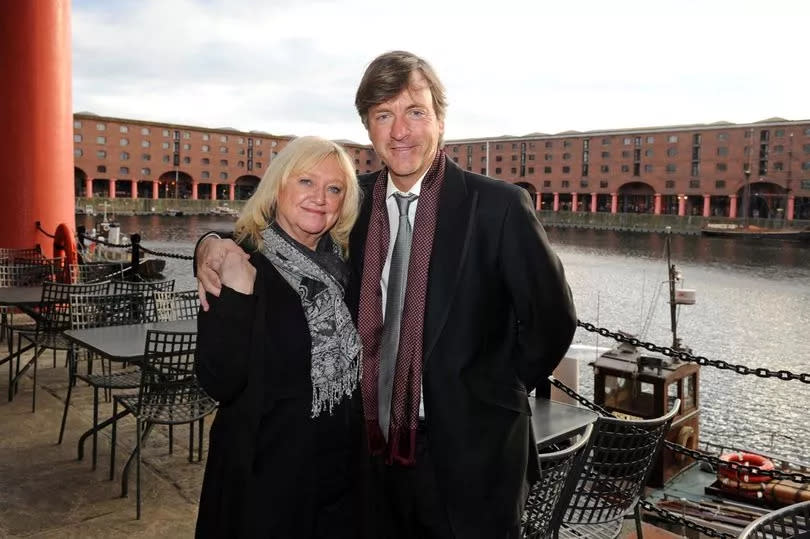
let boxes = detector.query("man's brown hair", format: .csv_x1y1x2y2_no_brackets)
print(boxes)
355,50,447,129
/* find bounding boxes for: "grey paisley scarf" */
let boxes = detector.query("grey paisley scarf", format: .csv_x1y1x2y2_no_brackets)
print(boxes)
260,225,361,417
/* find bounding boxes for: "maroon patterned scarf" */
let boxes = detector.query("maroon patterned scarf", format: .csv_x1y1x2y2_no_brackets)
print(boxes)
358,150,446,466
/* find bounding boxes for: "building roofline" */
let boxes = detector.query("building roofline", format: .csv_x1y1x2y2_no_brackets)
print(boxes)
445,118,810,144
72,112,374,148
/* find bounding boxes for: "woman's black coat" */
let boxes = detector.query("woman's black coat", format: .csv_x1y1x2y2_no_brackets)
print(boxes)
194,251,359,538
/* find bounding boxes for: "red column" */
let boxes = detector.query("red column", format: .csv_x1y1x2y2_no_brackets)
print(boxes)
654,193,662,215
552,192,559,212
131,180,138,199
108,178,116,199
787,195,795,221
590,193,597,213
571,192,578,213
677,195,686,216
229,184,235,201
729,195,738,218
0,1,74,252
610,193,618,214
152,180,159,200
702,194,711,217
85,177,94,199
191,182,198,200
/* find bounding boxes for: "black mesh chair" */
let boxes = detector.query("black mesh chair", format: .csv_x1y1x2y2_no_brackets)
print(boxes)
111,279,175,323
738,500,810,539
15,281,110,411
0,262,56,344
0,246,43,262
69,262,125,284
110,279,175,295
152,290,199,322
522,423,594,539
110,330,216,519
60,292,149,469
558,400,680,539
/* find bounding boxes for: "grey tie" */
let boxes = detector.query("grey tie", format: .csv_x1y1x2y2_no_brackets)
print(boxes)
378,192,417,440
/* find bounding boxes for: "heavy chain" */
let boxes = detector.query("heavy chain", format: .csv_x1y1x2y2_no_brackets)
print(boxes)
549,378,810,483
137,244,193,261
577,321,810,384
78,233,193,260
78,233,131,249
637,499,736,539
663,440,810,483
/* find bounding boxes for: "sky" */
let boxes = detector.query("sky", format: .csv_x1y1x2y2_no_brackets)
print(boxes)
72,0,810,145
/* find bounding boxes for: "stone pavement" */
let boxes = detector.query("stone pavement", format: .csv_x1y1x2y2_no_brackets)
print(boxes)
0,342,208,538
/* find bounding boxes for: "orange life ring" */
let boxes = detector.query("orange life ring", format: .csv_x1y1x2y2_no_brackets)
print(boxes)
718,452,774,483
53,223,78,281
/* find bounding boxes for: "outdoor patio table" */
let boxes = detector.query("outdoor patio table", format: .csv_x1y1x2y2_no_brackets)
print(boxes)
530,397,598,449
62,319,197,460
0,286,45,400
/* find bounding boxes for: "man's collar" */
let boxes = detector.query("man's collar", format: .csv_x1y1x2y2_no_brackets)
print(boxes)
386,170,426,198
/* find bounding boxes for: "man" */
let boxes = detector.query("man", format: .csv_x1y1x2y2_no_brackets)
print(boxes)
196,51,576,539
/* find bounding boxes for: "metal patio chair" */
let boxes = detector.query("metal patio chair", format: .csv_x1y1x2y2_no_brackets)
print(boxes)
0,262,56,344
60,292,148,469
152,290,199,322
15,281,110,411
69,262,125,284
558,400,680,539
0,246,43,263
110,330,216,519
738,500,810,539
522,423,594,539
111,279,175,323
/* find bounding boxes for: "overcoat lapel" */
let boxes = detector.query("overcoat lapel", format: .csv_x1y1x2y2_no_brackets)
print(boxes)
348,175,377,315
423,159,477,363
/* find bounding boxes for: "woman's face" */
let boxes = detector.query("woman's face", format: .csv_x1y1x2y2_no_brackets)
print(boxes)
275,156,347,250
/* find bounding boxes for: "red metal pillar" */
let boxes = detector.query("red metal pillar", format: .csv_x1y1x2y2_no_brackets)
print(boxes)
108,178,116,199
131,181,137,199
654,193,661,215
191,182,198,200
729,195,738,218
85,177,94,199
610,193,618,214
571,192,578,212
152,181,159,200
702,194,711,217
0,1,74,253
229,184,235,201
787,195,795,221
678,195,686,216
590,193,597,213
552,193,559,212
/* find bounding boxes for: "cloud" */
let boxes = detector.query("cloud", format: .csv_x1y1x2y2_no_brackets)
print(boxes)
72,0,810,142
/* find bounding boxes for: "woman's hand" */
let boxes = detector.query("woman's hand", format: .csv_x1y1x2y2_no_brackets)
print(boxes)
219,250,256,295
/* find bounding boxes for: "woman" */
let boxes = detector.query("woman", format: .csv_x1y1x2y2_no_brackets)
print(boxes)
194,136,362,538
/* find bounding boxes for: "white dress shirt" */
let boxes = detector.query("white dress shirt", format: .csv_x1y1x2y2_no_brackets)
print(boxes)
381,172,424,318
380,171,427,418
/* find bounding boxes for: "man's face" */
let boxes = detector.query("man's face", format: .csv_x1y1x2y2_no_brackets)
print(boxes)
366,71,444,191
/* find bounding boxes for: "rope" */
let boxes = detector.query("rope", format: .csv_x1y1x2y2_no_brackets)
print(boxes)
35,221,56,239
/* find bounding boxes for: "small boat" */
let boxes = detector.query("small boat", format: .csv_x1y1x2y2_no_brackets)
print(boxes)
78,224,166,279
701,223,810,240
209,205,239,216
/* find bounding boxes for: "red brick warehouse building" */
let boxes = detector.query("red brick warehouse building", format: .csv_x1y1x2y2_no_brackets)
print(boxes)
73,114,810,221
72,113,382,202
443,118,810,221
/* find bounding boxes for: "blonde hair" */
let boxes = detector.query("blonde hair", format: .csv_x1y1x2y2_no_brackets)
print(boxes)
234,136,360,251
